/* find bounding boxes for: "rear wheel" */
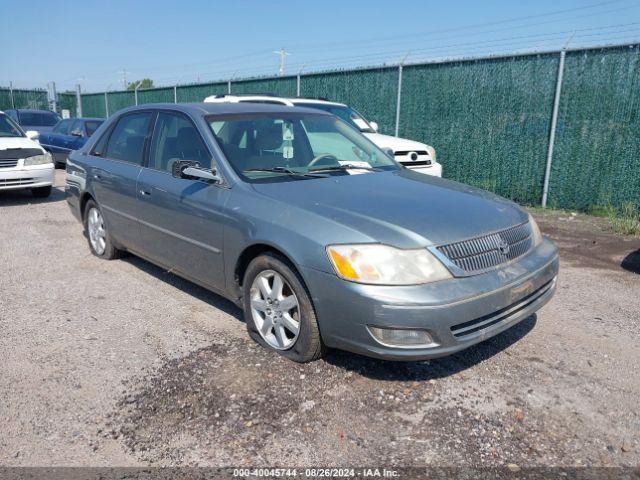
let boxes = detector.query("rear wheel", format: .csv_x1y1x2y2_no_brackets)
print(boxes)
83,199,122,260
31,186,52,198
243,253,325,363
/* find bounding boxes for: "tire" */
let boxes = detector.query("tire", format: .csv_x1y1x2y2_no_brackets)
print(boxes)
243,252,325,363
83,199,122,260
31,186,52,198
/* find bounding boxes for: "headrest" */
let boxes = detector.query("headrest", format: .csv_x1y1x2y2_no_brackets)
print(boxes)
255,123,283,151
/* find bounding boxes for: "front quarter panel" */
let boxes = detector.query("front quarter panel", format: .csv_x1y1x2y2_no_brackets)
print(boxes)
222,184,375,297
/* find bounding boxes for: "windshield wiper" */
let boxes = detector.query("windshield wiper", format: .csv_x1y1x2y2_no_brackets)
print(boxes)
244,167,327,178
309,164,383,173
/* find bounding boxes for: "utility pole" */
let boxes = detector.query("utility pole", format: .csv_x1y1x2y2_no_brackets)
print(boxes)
273,48,291,76
118,69,129,89
75,84,83,117
9,81,15,108
48,81,57,113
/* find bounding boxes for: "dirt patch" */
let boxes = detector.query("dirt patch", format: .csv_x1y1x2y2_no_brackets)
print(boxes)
530,209,640,273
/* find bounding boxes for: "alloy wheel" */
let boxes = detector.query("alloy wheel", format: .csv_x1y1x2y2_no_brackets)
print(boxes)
250,270,301,350
87,207,106,255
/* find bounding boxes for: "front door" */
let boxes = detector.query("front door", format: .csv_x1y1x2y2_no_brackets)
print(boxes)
136,111,229,291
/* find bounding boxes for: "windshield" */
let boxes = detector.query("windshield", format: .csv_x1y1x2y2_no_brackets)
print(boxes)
207,113,398,183
18,111,61,127
293,102,375,133
0,113,25,137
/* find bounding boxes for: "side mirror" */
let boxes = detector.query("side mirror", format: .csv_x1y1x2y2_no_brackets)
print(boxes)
382,147,395,159
172,160,222,183
369,121,379,132
25,130,39,141
70,129,83,137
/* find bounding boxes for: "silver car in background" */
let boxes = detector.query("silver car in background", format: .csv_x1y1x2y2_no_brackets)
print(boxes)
66,103,558,363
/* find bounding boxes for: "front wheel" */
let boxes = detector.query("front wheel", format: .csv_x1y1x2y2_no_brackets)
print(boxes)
83,200,122,260
243,253,325,363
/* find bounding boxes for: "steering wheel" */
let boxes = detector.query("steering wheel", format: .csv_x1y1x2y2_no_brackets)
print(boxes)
308,154,339,167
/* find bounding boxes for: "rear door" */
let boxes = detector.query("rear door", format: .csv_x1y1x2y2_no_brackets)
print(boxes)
136,110,228,290
90,111,153,252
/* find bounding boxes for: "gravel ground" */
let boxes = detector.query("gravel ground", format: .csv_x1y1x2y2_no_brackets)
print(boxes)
0,170,638,468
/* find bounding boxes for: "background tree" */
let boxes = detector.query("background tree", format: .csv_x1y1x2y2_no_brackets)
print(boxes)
127,78,154,90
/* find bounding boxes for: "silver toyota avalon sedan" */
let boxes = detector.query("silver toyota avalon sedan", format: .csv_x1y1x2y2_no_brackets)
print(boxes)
66,103,558,363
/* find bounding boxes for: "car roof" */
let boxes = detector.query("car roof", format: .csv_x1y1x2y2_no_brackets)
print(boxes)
113,102,334,117
11,108,59,114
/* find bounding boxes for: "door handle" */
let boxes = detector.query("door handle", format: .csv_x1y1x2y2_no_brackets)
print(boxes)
139,189,151,196
93,173,102,180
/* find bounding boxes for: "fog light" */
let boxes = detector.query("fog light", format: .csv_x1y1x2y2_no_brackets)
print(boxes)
368,326,434,348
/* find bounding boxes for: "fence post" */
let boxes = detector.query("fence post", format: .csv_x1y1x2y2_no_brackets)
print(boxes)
75,84,83,117
104,91,109,117
394,53,410,137
227,79,231,94
394,64,403,137
296,74,301,97
174,84,178,103
9,81,15,108
542,50,566,208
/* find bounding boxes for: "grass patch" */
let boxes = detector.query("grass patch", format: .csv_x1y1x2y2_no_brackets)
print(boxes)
609,203,640,236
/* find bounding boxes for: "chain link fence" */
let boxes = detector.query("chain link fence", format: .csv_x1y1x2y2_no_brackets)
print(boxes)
2,43,638,212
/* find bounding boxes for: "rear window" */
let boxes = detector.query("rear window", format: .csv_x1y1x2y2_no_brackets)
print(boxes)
84,120,103,137
18,111,61,127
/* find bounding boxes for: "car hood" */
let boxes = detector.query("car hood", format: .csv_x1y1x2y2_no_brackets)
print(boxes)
0,136,44,152
363,132,432,152
250,169,528,248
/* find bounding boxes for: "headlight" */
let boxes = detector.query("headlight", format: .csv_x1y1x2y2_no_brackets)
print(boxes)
326,244,452,285
528,213,542,246
23,152,52,166
426,145,437,162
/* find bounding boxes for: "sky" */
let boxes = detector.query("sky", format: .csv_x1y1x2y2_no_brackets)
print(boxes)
1,0,639,92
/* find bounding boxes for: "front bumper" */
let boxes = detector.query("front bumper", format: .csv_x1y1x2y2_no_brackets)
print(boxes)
303,237,558,360
0,162,54,190
403,161,442,177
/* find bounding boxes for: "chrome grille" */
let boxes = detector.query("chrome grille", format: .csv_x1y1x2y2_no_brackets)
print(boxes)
437,222,532,274
0,159,18,169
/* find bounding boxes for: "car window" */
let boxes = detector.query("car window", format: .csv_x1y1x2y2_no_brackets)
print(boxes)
149,112,210,173
294,103,375,133
53,120,72,135
0,113,24,137
70,120,84,136
84,120,103,137
104,112,152,165
18,111,61,127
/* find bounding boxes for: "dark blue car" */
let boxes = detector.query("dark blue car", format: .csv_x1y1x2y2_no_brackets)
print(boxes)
5,108,62,135
39,117,104,166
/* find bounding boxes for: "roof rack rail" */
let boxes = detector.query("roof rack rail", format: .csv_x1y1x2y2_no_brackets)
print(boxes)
213,92,282,98
295,96,331,101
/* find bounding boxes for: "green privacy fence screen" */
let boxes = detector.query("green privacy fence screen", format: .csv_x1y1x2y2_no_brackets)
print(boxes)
399,54,559,206
3,43,639,212
548,46,640,211
0,88,49,110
